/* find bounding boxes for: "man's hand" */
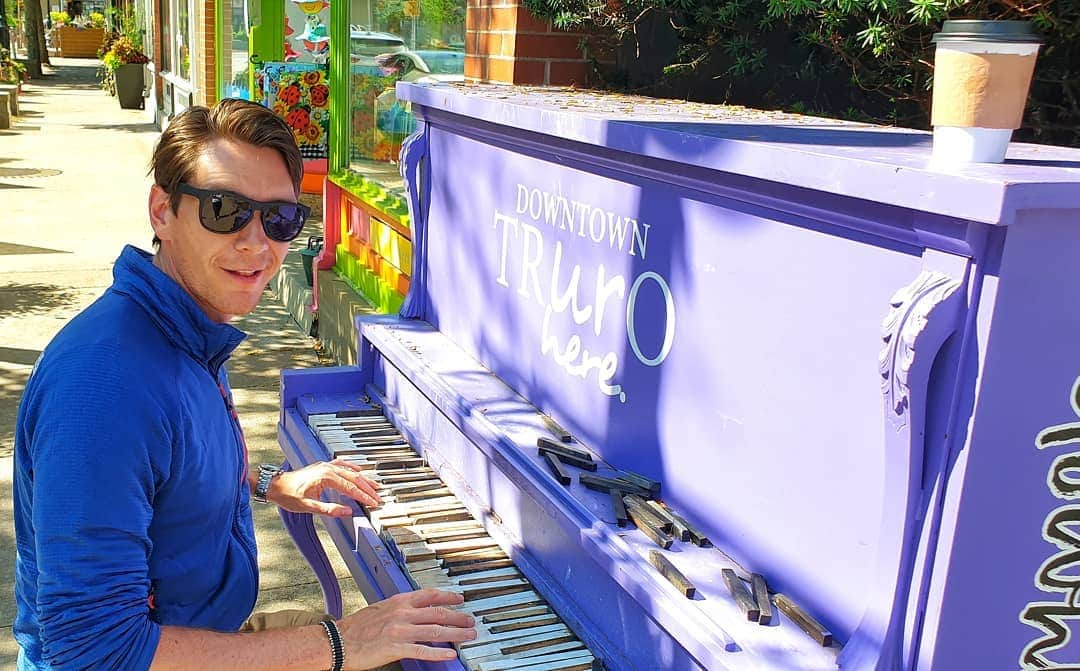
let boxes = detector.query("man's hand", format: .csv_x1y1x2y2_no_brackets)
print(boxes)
337,589,477,669
267,459,381,516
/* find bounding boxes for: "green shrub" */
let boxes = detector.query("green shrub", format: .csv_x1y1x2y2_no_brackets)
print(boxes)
523,0,1079,146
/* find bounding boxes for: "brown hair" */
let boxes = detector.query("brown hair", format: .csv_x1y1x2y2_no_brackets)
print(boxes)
151,98,304,215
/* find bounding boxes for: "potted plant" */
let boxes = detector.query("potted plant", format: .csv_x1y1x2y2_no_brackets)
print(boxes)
102,36,149,109
54,11,106,58
0,47,27,92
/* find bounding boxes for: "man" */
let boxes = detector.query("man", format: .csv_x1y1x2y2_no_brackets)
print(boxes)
13,99,475,670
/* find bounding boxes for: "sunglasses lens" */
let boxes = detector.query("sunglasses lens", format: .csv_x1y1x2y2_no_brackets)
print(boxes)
201,193,254,233
263,204,307,242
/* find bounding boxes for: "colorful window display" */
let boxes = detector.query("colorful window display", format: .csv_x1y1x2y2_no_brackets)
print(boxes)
261,62,331,159
346,0,466,186
286,0,330,63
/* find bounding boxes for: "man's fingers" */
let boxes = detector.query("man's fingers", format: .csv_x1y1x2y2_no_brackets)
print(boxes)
327,461,381,500
311,500,352,517
407,604,475,628
326,471,380,507
402,643,459,662
406,622,477,644
408,588,466,608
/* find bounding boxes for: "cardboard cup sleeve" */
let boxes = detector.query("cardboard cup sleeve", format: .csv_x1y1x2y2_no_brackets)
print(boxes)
931,50,1038,129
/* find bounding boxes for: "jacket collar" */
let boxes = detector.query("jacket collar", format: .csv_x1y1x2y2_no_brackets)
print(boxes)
110,245,246,372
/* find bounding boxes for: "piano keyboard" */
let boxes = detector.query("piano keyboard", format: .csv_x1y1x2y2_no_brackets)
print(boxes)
308,411,600,671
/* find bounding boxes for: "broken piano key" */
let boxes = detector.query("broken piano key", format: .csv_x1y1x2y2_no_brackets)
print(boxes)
578,474,651,499
751,573,774,625
774,593,833,646
610,490,629,528
622,495,673,533
537,437,594,462
542,451,572,486
611,469,661,497
722,568,760,622
648,550,696,598
540,415,573,443
625,505,673,550
652,501,712,547
538,445,598,472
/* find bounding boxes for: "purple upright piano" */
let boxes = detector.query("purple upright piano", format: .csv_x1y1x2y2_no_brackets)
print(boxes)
277,82,1080,670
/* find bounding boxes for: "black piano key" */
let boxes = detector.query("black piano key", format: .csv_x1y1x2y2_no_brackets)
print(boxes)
537,437,593,462
612,469,661,497
648,550,696,598
610,490,629,527
541,414,573,442
336,408,384,417
578,474,651,498
626,508,673,549
722,569,760,622
751,573,773,625
774,594,833,646
622,495,673,533
542,452,572,486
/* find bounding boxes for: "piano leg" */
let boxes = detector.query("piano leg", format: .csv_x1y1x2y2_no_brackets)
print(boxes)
278,461,345,619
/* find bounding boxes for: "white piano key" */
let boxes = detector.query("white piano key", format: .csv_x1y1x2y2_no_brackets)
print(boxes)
459,623,570,652
453,567,522,585
427,537,502,554
476,649,594,671
460,628,576,665
459,590,544,616
485,613,561,634
480,605,553,624
461,578,531,601
395,487,454,503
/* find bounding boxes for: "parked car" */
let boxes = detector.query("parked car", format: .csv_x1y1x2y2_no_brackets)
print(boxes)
349,27,409,65
412,50,464,76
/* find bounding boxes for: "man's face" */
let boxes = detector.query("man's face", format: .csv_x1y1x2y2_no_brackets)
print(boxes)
149,139,296,323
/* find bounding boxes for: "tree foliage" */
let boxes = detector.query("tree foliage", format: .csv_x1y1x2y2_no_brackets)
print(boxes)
522,0,1079,146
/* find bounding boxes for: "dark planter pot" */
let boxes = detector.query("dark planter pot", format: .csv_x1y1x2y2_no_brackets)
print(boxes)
115,63,145,110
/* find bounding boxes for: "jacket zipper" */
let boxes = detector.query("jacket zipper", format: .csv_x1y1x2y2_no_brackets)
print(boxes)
215,377,259,594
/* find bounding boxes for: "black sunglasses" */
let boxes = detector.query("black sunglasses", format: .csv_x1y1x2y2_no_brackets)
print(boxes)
176,183,309,243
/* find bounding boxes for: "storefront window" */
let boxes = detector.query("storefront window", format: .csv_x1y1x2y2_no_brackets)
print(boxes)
159,0,171,71
177,0,191,80
348,0,465,187
223,0,252,98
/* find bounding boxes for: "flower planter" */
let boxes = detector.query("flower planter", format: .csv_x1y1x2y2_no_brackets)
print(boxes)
114,63,145,109
56,26,105,58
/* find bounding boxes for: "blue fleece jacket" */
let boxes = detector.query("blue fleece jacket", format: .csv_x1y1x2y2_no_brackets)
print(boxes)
13,246,260,670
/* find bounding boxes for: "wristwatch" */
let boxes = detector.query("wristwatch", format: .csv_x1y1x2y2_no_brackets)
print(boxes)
253,463,284,504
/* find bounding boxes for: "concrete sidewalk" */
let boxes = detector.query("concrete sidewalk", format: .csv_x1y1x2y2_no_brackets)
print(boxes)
0,58,366,666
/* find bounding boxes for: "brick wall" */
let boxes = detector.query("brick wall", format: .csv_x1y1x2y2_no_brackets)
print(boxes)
465,0,600,86
195,0,217,106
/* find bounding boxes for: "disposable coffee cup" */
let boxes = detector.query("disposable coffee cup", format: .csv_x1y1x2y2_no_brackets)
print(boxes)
930,20,1041,164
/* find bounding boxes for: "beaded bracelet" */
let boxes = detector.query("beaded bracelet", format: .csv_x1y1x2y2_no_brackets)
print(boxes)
319,618,345,671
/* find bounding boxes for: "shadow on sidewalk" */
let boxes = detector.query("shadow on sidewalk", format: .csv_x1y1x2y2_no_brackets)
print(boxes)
0,283,79,318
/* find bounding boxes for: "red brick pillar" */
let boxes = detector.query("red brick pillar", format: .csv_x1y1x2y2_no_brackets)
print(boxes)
465,0,592,86
196,0,218,106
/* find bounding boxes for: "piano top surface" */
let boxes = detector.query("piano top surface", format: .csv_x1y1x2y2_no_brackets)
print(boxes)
397,81,1080,225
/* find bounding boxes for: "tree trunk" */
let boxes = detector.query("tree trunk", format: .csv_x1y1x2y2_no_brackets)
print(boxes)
0,0,11,53
36,0,48,65
22,0,45,69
